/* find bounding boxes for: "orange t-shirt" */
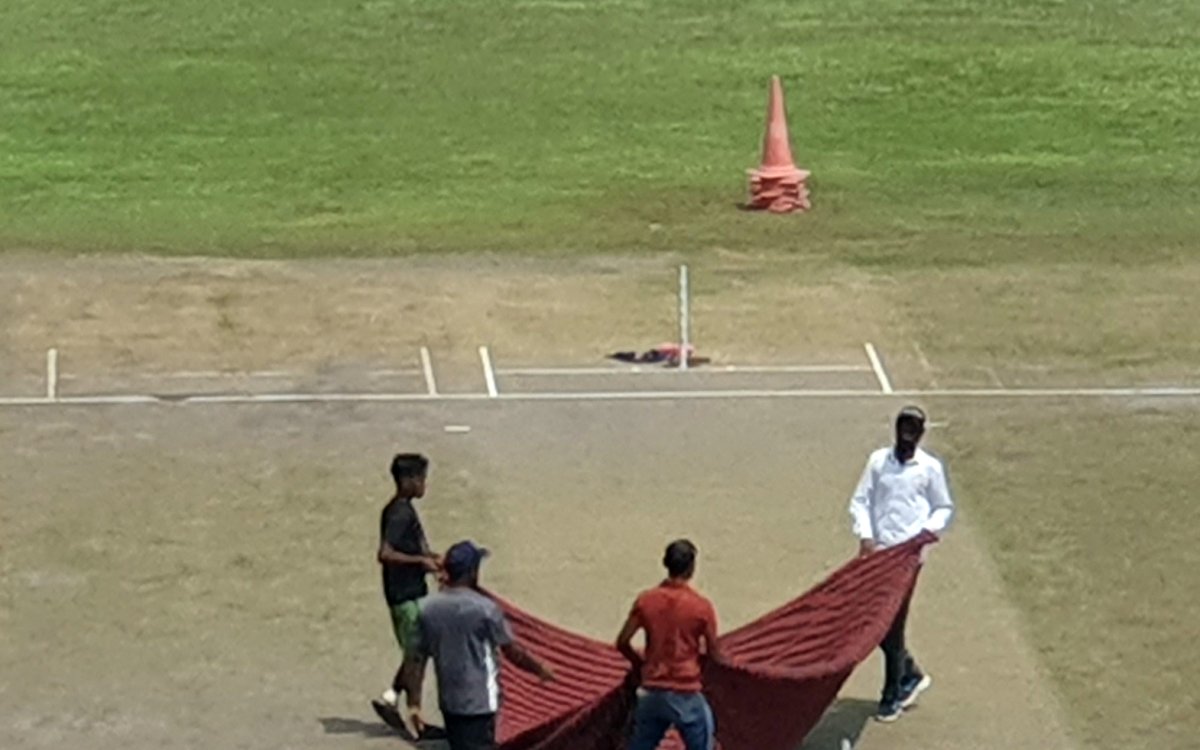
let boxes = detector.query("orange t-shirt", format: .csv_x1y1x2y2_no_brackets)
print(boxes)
632,580,718,693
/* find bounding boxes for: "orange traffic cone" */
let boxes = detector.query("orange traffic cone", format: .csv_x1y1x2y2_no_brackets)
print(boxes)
746,76,811,213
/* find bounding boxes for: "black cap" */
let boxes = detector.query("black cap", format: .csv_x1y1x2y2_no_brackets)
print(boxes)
896,405,927,426
444,540,489,581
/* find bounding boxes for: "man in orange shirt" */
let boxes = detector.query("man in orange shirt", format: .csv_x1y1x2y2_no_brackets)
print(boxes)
616,539,723,750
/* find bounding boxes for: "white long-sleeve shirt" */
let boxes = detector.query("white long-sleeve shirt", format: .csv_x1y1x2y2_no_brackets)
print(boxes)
849,446,955,548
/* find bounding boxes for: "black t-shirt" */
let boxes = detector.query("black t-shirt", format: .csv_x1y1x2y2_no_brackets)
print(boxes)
380,497,430,605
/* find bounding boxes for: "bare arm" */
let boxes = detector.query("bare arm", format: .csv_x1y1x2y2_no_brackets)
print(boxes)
377,540,440,571
487,603,552,681
501,641,555,681
703,612,724,665
615,610,644,671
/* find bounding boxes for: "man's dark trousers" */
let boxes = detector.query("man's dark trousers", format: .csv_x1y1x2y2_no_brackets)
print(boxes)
443,712,496,750
880,582,924,703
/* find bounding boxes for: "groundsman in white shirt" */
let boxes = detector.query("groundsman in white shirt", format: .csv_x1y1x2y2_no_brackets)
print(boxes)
848,405,954,723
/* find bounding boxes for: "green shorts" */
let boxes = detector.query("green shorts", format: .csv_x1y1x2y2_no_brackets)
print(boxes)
389,600,422,657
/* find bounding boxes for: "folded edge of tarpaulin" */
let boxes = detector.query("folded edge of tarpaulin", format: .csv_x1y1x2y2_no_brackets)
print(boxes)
494,532,936,750
705,532,935,750
494,594,633,750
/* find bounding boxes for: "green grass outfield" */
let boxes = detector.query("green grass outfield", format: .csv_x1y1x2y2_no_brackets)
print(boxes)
2,0,1199,260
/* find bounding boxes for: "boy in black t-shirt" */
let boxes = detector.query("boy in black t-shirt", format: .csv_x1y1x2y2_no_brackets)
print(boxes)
371,453,442,737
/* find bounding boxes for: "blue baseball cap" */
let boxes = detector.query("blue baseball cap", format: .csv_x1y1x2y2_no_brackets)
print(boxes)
444,540,489,581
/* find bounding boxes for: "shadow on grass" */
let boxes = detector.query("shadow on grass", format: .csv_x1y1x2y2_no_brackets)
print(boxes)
318,716,449,747
798,698,877,749
317,716,395,738
318,698,874,748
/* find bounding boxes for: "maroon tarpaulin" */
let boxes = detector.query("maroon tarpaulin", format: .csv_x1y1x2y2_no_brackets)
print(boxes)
493,532,935,750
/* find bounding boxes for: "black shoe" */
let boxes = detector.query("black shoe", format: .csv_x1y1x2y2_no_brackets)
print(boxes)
370,699,413,738
899,674,933,709
418,724,448,740
875,699,903,723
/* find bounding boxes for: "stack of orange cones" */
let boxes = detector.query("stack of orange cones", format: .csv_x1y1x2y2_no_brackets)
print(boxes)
746,76,811,213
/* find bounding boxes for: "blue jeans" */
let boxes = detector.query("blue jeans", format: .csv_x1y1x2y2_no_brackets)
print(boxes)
628,689,714,750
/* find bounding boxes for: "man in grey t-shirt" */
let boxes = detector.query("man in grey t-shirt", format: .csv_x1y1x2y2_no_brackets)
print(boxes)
417,541,555,750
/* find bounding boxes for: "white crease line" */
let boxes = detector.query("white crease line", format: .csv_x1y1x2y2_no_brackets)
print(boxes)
3,386,1200,408
419,347,438,396
1,397,56,406
60,369,424,380
181,393,456,404
498,367,652,375
710,365,872,373
496,365,871,376
1,395,162,406
500,389,885,401
496,387,1200,400
146,370,301,379
911,387,1200,397
479,346,499,398
864,342,894,394
46,348,58,402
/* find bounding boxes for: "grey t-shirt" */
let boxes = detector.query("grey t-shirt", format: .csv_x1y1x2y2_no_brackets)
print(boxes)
417,588,514,716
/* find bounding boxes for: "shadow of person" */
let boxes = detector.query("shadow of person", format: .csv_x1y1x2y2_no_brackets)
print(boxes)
317,716,396,738
798,698,877,749
318,717,449,748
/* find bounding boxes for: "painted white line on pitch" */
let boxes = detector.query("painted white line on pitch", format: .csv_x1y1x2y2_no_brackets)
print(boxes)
499,389,884,401
678,263,690,372
498,387,1200,401
182,392,457,404
46,348,59,402
59,369,424,380
710,364,871,373
864,342,894,394
420,347,438,396
479,346,499,398
444,425,471,433
60,371,278,380
128,370,301,379
912,387,1200,398
163,369,299,379
0,394,162,406
495,364,871,376
497,367,654,376
1,396,56,406
3,386,1200,408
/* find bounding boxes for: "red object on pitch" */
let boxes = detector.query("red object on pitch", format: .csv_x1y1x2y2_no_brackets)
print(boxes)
491,532,936,750
746,76,811,213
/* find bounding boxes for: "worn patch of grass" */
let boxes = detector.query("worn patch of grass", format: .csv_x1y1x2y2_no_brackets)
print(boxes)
939,400,1200,750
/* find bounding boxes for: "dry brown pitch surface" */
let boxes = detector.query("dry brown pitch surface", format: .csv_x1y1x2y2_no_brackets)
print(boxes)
4,255,1198,750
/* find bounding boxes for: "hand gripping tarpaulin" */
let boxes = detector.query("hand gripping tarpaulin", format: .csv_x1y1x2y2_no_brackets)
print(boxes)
492,532,935,750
